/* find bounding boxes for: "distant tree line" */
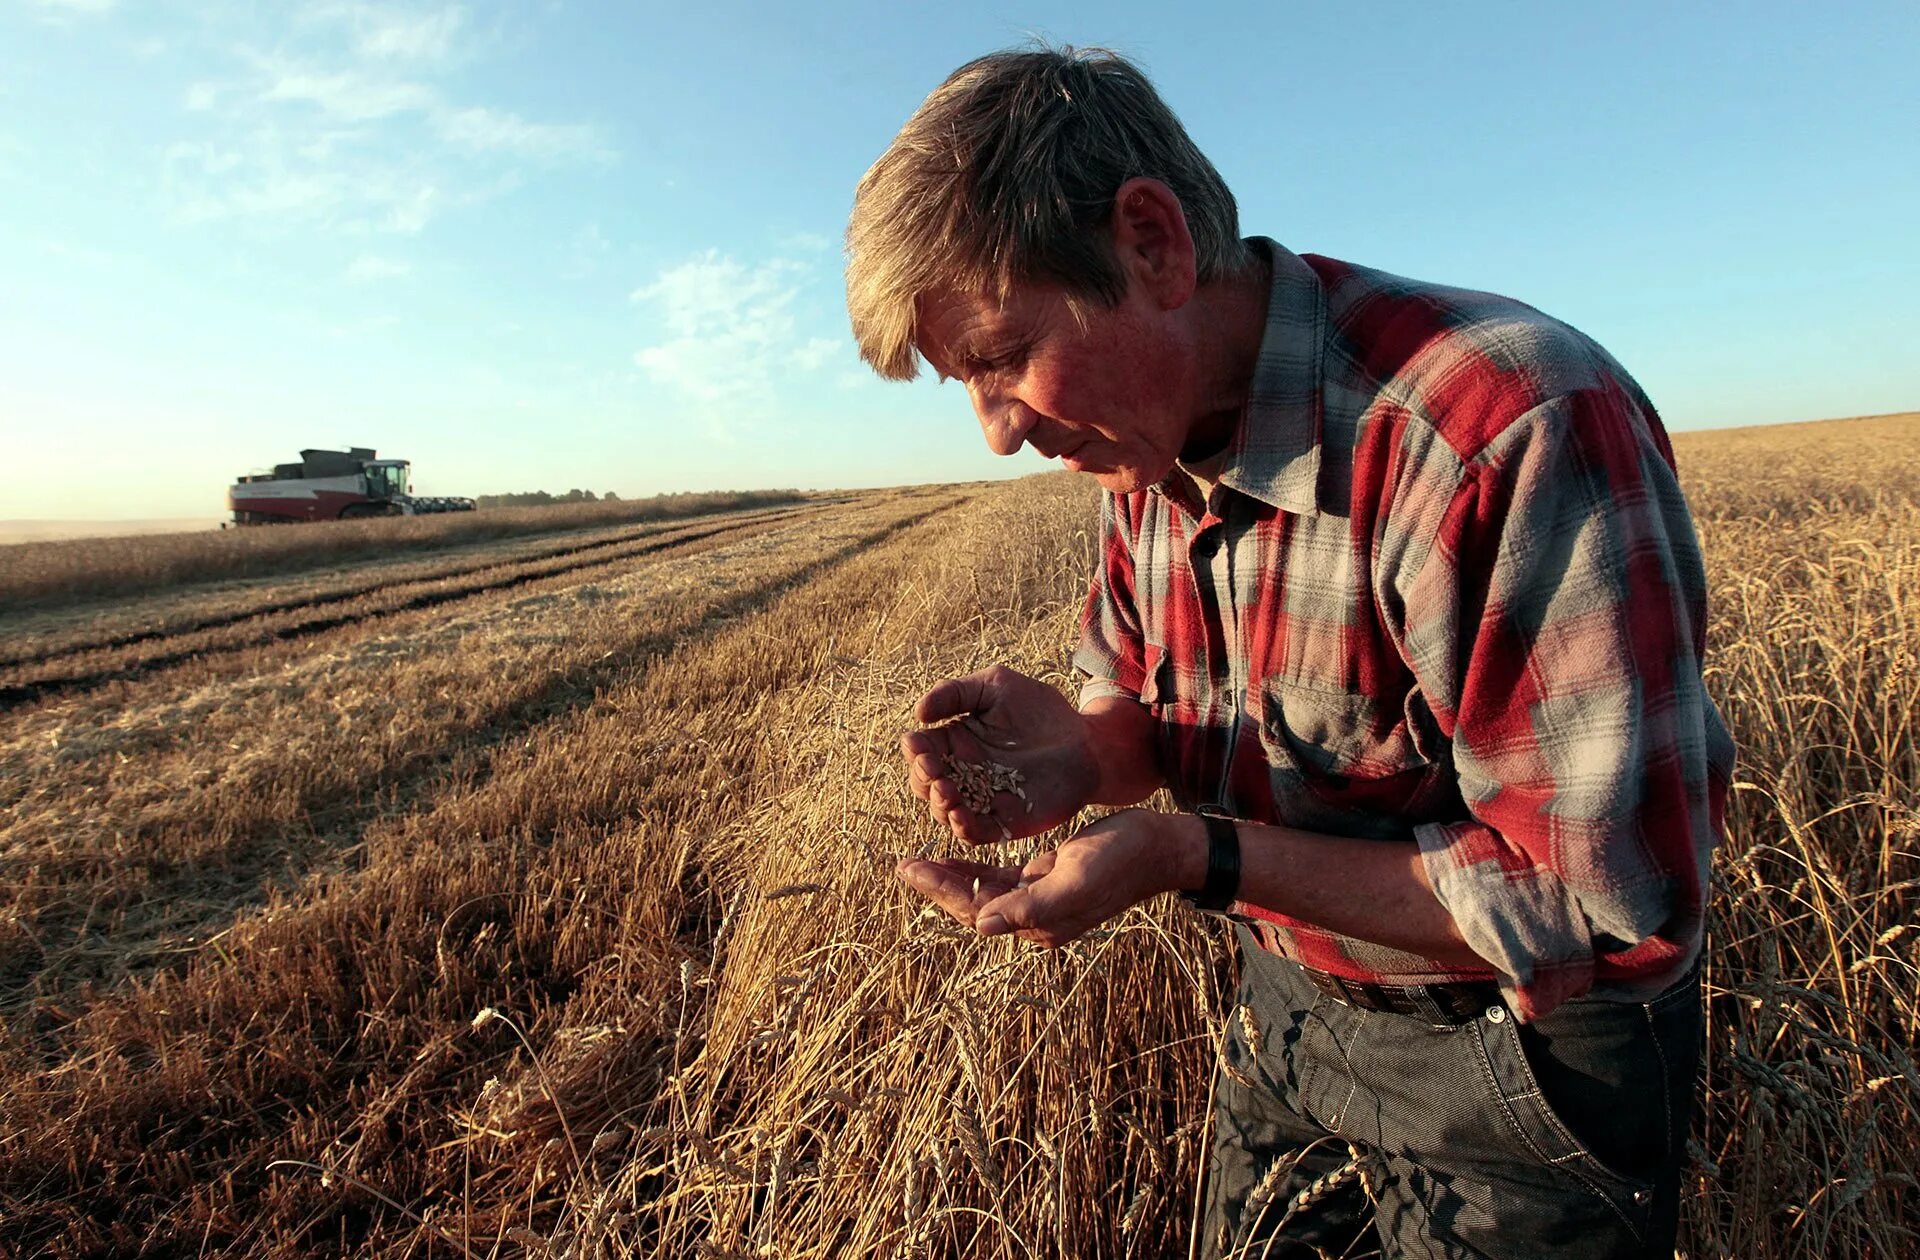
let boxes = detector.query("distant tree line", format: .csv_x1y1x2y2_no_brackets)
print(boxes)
473,489,622,509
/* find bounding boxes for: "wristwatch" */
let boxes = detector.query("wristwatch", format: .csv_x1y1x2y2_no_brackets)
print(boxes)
1179,809,1241,913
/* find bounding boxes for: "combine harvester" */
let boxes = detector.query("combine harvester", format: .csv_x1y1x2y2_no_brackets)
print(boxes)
228,448,475,525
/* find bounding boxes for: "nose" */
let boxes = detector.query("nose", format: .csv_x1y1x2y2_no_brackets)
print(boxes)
974,390,1039,457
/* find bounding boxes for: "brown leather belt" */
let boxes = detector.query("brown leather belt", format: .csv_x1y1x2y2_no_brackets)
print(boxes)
1294,962,1500,1027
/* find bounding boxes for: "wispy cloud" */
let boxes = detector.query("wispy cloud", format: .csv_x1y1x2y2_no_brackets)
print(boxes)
563,222,610,278
261,67,437,122
307,3,468,62
159,6,609,237
163,138,443,235
435,106,610,162
26,0,116,17
630,251,849,429
347,253,410,281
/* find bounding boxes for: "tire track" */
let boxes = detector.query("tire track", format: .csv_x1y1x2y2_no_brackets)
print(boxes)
0,502,829,671
0,506,829,713
0,495,968,1011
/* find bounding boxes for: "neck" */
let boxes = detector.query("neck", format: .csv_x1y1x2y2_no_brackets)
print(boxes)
1180,250,1272,454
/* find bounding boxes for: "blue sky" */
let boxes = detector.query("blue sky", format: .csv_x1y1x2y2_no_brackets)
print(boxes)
2,1,1915,519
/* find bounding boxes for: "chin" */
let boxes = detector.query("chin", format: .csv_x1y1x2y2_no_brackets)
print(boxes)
1088,461,1168,495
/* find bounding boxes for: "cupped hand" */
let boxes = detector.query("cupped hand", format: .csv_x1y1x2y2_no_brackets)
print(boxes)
897,808,1177,949
900,665,1101,844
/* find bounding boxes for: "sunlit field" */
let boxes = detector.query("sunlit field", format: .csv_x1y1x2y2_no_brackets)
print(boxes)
0,416,1914,1258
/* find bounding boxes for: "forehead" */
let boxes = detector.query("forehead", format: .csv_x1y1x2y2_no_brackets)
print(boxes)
914,284,1055,360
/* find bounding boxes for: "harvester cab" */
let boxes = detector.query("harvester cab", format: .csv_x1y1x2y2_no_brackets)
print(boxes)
365,460,411,503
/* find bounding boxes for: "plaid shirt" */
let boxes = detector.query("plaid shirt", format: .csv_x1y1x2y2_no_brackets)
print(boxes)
1074,238,1735,1020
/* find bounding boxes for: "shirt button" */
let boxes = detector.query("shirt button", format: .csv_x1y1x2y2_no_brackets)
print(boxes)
1485,1005,1507,1024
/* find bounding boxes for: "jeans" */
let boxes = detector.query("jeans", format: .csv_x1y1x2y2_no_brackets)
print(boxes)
1200,926,1701,1259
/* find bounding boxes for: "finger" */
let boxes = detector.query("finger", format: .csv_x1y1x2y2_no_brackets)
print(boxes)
947,800,1013,846
948,803,1000,846
915,670,997,725
928,778,960,818
975,875,1073,945
900,728,950,762
1020,850,1059,881
897,859,1019,921
907,856,1018,888
927,781,991,843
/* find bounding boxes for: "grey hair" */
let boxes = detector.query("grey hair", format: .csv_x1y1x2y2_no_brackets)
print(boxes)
845,44,1253,381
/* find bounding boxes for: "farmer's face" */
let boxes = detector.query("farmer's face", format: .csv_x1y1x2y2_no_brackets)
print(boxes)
915,278,1196,495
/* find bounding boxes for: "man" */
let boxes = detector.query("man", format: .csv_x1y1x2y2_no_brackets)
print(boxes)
846,46,1732,1259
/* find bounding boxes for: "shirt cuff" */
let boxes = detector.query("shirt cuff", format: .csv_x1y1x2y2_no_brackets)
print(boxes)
1076,676,1137,709
1412,819,1597,1021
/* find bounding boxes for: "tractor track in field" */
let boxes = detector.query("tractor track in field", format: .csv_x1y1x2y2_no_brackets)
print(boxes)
0,503,832,713
0,502,826,671
0,495,968,1013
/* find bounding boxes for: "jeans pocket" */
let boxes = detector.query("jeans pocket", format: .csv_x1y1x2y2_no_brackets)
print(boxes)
1473,1006,1662,1240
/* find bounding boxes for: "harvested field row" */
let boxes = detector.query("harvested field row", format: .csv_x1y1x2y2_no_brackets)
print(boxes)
0,491,968,1016
0,499,849,671
0,503,836,711
0,480,995,1256
1,415,1916,1258
0,487,823,612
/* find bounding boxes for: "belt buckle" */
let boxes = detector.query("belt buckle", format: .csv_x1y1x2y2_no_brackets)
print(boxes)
1303,966,1345,1003
1419,981,1490,1029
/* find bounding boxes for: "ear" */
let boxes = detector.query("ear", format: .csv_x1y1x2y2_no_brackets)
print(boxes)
1108,176,1197,311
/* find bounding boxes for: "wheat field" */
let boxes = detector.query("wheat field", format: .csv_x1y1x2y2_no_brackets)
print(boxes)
0,415,1914,1258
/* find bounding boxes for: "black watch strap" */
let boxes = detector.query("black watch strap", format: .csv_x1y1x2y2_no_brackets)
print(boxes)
1180,811,1241,913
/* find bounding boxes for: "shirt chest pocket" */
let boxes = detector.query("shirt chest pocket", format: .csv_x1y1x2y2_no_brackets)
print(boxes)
1257,678,1447,790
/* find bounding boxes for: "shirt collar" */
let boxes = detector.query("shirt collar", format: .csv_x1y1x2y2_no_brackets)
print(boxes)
1155,237,1326,517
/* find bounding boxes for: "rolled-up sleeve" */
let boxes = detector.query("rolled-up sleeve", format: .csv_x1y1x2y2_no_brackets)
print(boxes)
1073,490,1150,708
1397,389,1734,1020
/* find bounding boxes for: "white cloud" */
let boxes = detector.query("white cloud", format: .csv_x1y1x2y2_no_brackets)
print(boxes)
630,252,842,419
160,31,609,238
789,337,841,372
384,183,438,234
435,106,609,162
164,138,443,235
350,5,466,61
263,69,436,122
347,253,410,281
164,141,243,177
36,237,114,268
26,0,116,15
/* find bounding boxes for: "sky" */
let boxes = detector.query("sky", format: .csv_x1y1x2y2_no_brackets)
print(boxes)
1,1,1915,519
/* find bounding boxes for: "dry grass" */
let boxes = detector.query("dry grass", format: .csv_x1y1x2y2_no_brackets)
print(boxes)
0,415,1915,1258
0,487,823,612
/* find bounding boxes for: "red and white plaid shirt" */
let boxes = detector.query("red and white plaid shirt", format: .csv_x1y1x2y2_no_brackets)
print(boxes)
1075,238,1734,1020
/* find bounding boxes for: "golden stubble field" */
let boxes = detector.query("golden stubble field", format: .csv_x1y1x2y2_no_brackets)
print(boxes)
0,415,1915,1259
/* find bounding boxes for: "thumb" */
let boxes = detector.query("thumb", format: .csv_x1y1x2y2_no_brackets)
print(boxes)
916,668,1001,724
974,876,1062,940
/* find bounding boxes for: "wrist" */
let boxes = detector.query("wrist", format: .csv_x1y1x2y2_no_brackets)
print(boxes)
1079,697,1163,807
1163,811,1211,897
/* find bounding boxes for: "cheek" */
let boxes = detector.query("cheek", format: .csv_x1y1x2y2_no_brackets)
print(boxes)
1022,360,1116,427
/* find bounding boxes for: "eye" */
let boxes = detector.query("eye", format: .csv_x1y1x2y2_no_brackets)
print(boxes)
966,344,1026,377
